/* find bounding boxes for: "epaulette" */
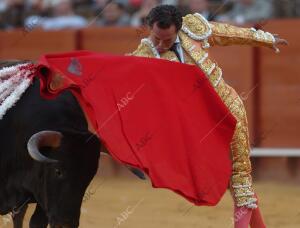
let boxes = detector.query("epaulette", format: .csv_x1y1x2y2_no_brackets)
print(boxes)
181,13,212,41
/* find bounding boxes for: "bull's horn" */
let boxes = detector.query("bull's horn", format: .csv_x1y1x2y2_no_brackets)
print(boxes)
100,145,146,180
27,130,63,163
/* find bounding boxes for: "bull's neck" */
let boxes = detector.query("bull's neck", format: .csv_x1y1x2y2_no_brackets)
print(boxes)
0,153,32,214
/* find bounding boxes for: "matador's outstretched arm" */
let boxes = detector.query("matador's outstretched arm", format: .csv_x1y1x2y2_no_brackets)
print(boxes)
208,22,288,53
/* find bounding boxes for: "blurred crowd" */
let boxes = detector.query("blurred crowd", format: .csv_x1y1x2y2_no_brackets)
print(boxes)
0,0,299,30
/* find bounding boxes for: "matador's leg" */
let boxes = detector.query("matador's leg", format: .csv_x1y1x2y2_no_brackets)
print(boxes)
211,79,266,227
228,94,257,209
220,85,257,208
223,89,267,228
225,89,257,209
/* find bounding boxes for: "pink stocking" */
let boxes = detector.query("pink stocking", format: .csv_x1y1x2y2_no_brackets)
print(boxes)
234,205,252,228
233,205,266,228
250,207,266,228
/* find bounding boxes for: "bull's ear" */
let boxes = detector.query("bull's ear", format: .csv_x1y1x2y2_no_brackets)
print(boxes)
59,130,101,152
60,130,98,141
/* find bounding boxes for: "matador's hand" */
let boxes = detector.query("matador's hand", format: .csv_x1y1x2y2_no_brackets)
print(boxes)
274,34,288,45
273,34,288,52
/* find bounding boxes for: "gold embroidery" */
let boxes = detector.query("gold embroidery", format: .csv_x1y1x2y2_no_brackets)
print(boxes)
216,85,256,208
183,52,195,65
209,22,275,49
131,42,156,58
181,13,212,40
161,51,180,62
179,31,223,87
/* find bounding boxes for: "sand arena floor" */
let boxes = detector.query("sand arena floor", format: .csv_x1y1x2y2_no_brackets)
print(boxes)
1,175,300,228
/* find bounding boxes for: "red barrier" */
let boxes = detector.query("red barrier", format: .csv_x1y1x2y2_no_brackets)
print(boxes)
258,19,300,147
0,29,77,60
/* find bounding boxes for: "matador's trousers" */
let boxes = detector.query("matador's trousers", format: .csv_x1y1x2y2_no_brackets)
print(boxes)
215,78,257,209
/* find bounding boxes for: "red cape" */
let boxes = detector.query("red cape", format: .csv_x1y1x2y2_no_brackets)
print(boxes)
37,50,236,206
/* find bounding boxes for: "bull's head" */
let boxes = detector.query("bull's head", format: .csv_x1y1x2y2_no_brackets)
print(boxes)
26,130,100,228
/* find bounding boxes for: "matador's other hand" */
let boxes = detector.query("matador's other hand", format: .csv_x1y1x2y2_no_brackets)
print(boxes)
273,34,288,52
274,34,289,45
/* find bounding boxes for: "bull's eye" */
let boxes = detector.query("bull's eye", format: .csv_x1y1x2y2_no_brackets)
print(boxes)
54,168,64,179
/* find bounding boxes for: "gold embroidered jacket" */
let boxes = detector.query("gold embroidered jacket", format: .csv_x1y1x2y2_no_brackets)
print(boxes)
131,13,277,208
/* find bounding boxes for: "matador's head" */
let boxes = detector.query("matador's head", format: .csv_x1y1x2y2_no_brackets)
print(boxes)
146,5,182,53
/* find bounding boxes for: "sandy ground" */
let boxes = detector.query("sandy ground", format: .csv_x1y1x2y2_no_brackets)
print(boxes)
1,175,300,228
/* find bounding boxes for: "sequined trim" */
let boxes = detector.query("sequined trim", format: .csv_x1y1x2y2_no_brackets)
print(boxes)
178,30,223,87
202,39,210,49
235,192,255,197
250,27,276,43
213,69,222,87
207,63,216,75
189,45,196,52
181,13,212,41
210,22,276,52
197,53,208,64
141,38,160,58
237,198,258,209
232,184,252,188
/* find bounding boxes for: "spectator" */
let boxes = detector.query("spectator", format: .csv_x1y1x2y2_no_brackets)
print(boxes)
92,0,108,14
176,0,191,16
0,0,7,12
69,0,94,18
274,0,300,18
130,0,161,27
24,0,51,17
96,1,130,26
187,0,216,20
0,0,7,29
93,0,129,15
2,0,26,29
128,0,142,9
93,0,125,11
25,0,88,30
161,0,177,5
217,0,273,24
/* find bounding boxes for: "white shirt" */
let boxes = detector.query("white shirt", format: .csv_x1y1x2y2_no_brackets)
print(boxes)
173,36,185,63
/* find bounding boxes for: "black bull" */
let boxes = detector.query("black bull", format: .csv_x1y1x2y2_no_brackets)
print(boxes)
0,60,101,228
0,61,144,228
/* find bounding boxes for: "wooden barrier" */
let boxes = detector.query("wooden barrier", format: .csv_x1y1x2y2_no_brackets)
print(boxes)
0,20,299,179
80,27,145,54
0,29,77,60
0,20,300,147
258,19,300,147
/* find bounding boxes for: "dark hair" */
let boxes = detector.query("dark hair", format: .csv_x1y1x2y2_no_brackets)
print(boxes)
146,5,183,31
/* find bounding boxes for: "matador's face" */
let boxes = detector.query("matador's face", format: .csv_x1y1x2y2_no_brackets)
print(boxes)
149,23,178,54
